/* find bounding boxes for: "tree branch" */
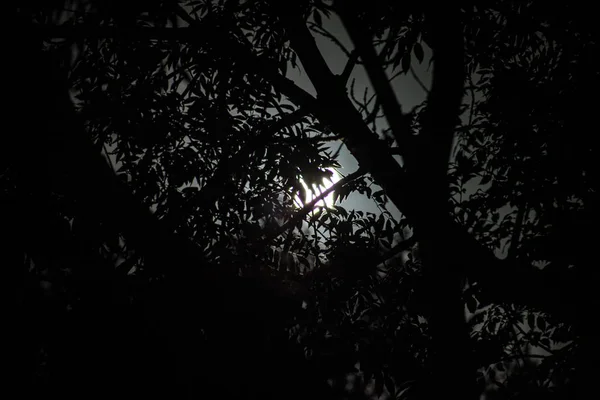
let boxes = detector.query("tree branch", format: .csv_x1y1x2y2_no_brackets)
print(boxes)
263,167,366,243
339,50,359,84
410,65,430,94
411,7,475,398
334,0,414,161
264,1,584,327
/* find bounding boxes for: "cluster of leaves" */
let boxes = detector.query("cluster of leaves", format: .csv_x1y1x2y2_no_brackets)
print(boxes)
13,1,407,396
449,2,597,397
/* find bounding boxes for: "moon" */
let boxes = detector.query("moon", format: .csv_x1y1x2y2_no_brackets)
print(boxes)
294,168,341,209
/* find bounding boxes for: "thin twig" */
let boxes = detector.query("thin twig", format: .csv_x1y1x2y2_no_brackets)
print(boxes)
410,65,430,94
307,22,353,59
365,98,382,125
335,1,412,156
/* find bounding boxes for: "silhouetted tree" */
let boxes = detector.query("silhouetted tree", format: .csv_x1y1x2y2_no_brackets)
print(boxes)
5,1,597,399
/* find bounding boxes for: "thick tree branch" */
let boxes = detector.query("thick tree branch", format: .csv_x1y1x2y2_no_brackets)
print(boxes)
339,50,359,84
412,7,475,397
265,2,583,327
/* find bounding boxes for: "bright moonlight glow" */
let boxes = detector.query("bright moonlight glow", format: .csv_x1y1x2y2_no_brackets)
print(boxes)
294,168,341,209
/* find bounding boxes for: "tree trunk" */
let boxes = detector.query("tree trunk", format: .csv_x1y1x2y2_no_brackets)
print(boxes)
410,6,479,398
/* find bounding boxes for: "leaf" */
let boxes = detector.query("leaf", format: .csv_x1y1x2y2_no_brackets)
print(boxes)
527,313,535,329
335,185,350,202
334,205,348,218
310,208,323,223
373,190,385,201
428,54,435,70
466,296,477,314
384,375,395,395
332,190,339,205
279,103,295,112
313,10,322,27
383,218,391,234
298,184,307,204
413,42,424,63
538,316,546,331
279,60,288,76
480,174,492,186
291,51,298,68
379,237,391,250
393,53,401,69
402,54,411,73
